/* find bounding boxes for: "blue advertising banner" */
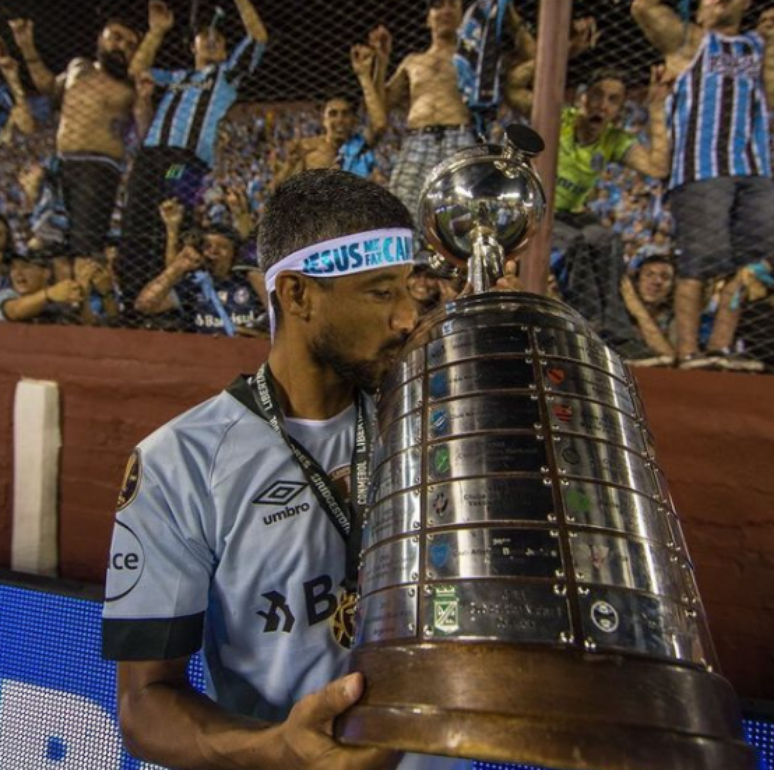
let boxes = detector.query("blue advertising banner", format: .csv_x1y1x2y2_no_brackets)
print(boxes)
0,574,771,769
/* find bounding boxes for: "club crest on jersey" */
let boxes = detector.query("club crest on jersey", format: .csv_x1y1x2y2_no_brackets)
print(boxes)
331,590,357,649
116,450,142,511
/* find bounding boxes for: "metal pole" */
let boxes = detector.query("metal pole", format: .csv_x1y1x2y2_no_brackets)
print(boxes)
520,0,573,295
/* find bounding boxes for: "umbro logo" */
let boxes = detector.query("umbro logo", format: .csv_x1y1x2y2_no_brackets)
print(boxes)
252,480,307,507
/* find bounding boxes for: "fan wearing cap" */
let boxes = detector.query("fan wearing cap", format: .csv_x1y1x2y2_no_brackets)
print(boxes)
134,222,264,335
0,251,83,324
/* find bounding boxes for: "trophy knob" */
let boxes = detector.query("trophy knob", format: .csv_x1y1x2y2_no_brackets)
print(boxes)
419,124,547,291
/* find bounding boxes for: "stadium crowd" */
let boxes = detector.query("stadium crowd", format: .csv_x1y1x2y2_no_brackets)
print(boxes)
0,0,773,372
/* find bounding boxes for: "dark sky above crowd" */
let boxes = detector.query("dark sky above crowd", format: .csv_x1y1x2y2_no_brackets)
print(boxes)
0,0,762,103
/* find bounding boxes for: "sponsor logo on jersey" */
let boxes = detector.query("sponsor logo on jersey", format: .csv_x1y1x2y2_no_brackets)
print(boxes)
263,502,310,526
116,450,142,511
104,521,145,602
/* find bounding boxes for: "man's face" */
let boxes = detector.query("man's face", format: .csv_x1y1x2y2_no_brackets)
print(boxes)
758,7,774,36
698,0,751,29
97,23,139,77
323,99,357,144
10,259,49,295
637,261,674,305
582,79,627,136
427,0,464,36
307,265,418,392
203,234,235,279
193,30,228,66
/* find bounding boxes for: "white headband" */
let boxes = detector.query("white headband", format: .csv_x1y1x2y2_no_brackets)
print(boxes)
264,228,415,339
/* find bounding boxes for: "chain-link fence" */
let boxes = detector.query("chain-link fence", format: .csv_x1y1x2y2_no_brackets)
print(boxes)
0,0,771,371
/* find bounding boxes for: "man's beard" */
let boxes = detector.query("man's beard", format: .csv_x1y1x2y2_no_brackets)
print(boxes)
310,325,407,394
98,49,130,81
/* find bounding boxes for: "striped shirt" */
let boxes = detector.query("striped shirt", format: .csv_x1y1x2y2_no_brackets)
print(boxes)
667,30,771,190
145,37,264,168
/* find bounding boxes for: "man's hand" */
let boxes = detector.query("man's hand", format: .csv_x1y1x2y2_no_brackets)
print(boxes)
278,674,400,770
568,16,600,58
493,259,525,292
148,0,175,34
225,186,249,216
8,18,35,52
351,44,376,79
174,245,205,273
368,25,392,63
159,198,184,231
135,70,156,100
648,63,672,106
47,279,83,304
0,39,19,77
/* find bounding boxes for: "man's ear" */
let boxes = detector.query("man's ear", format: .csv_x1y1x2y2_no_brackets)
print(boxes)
274,273,313,323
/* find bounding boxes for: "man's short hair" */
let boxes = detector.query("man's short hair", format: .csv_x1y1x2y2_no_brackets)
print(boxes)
103,17,141,37
587,68,628,90
258,169,414,275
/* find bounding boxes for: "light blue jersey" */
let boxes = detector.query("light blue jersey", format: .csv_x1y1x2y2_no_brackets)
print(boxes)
103,376,360,721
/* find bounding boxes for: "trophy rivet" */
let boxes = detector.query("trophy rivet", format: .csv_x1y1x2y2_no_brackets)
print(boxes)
547,514,557,523
407,623,415,632
413,521,421,529
424,587,433,596
578,587,590,596
412,536,419,544
426,571,434,579
424,625,434,636
559,632,574,644
555,569,565,578
553,585,567,597
584,638,598,651
408,588,416,597
576,571,585,579
411,572,419,581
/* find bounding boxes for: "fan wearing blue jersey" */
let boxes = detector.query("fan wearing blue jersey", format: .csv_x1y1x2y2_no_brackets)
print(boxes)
633,0,774,372
118,0,267,317
103,170,479,769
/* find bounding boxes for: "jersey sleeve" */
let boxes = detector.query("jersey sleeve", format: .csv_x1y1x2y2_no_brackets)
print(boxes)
224,36,265,86
102,445,216,661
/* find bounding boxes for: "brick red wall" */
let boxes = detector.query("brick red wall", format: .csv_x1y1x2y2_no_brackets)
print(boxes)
0,324,772,698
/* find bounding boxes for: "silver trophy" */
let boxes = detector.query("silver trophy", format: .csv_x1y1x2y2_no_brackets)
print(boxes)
336,126,755,770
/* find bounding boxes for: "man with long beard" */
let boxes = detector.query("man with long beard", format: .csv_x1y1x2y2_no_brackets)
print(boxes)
9,16,150,270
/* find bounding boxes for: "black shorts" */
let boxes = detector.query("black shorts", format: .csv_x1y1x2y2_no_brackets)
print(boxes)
60,155,122,258
669,175,774,281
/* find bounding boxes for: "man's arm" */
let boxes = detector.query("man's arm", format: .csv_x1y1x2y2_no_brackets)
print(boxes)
504,58,534,114
132,70,156,142
759,25,774,110
134,246,203,314
630,0,694,56
2,279,82,321
233,0,268,44
8,18,57,96
623,65,671,180
368,26,409,114
0,42,34,135
130,1,174,80
506,5,537,65
119,659,397,770
352,44,387,144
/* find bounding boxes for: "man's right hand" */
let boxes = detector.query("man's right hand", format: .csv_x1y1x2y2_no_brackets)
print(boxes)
8,19,35,52
148,1,175,34
47,279,83,305
175,245,205,273
159,198,184,230
368,25,392,63
278,673,400,770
